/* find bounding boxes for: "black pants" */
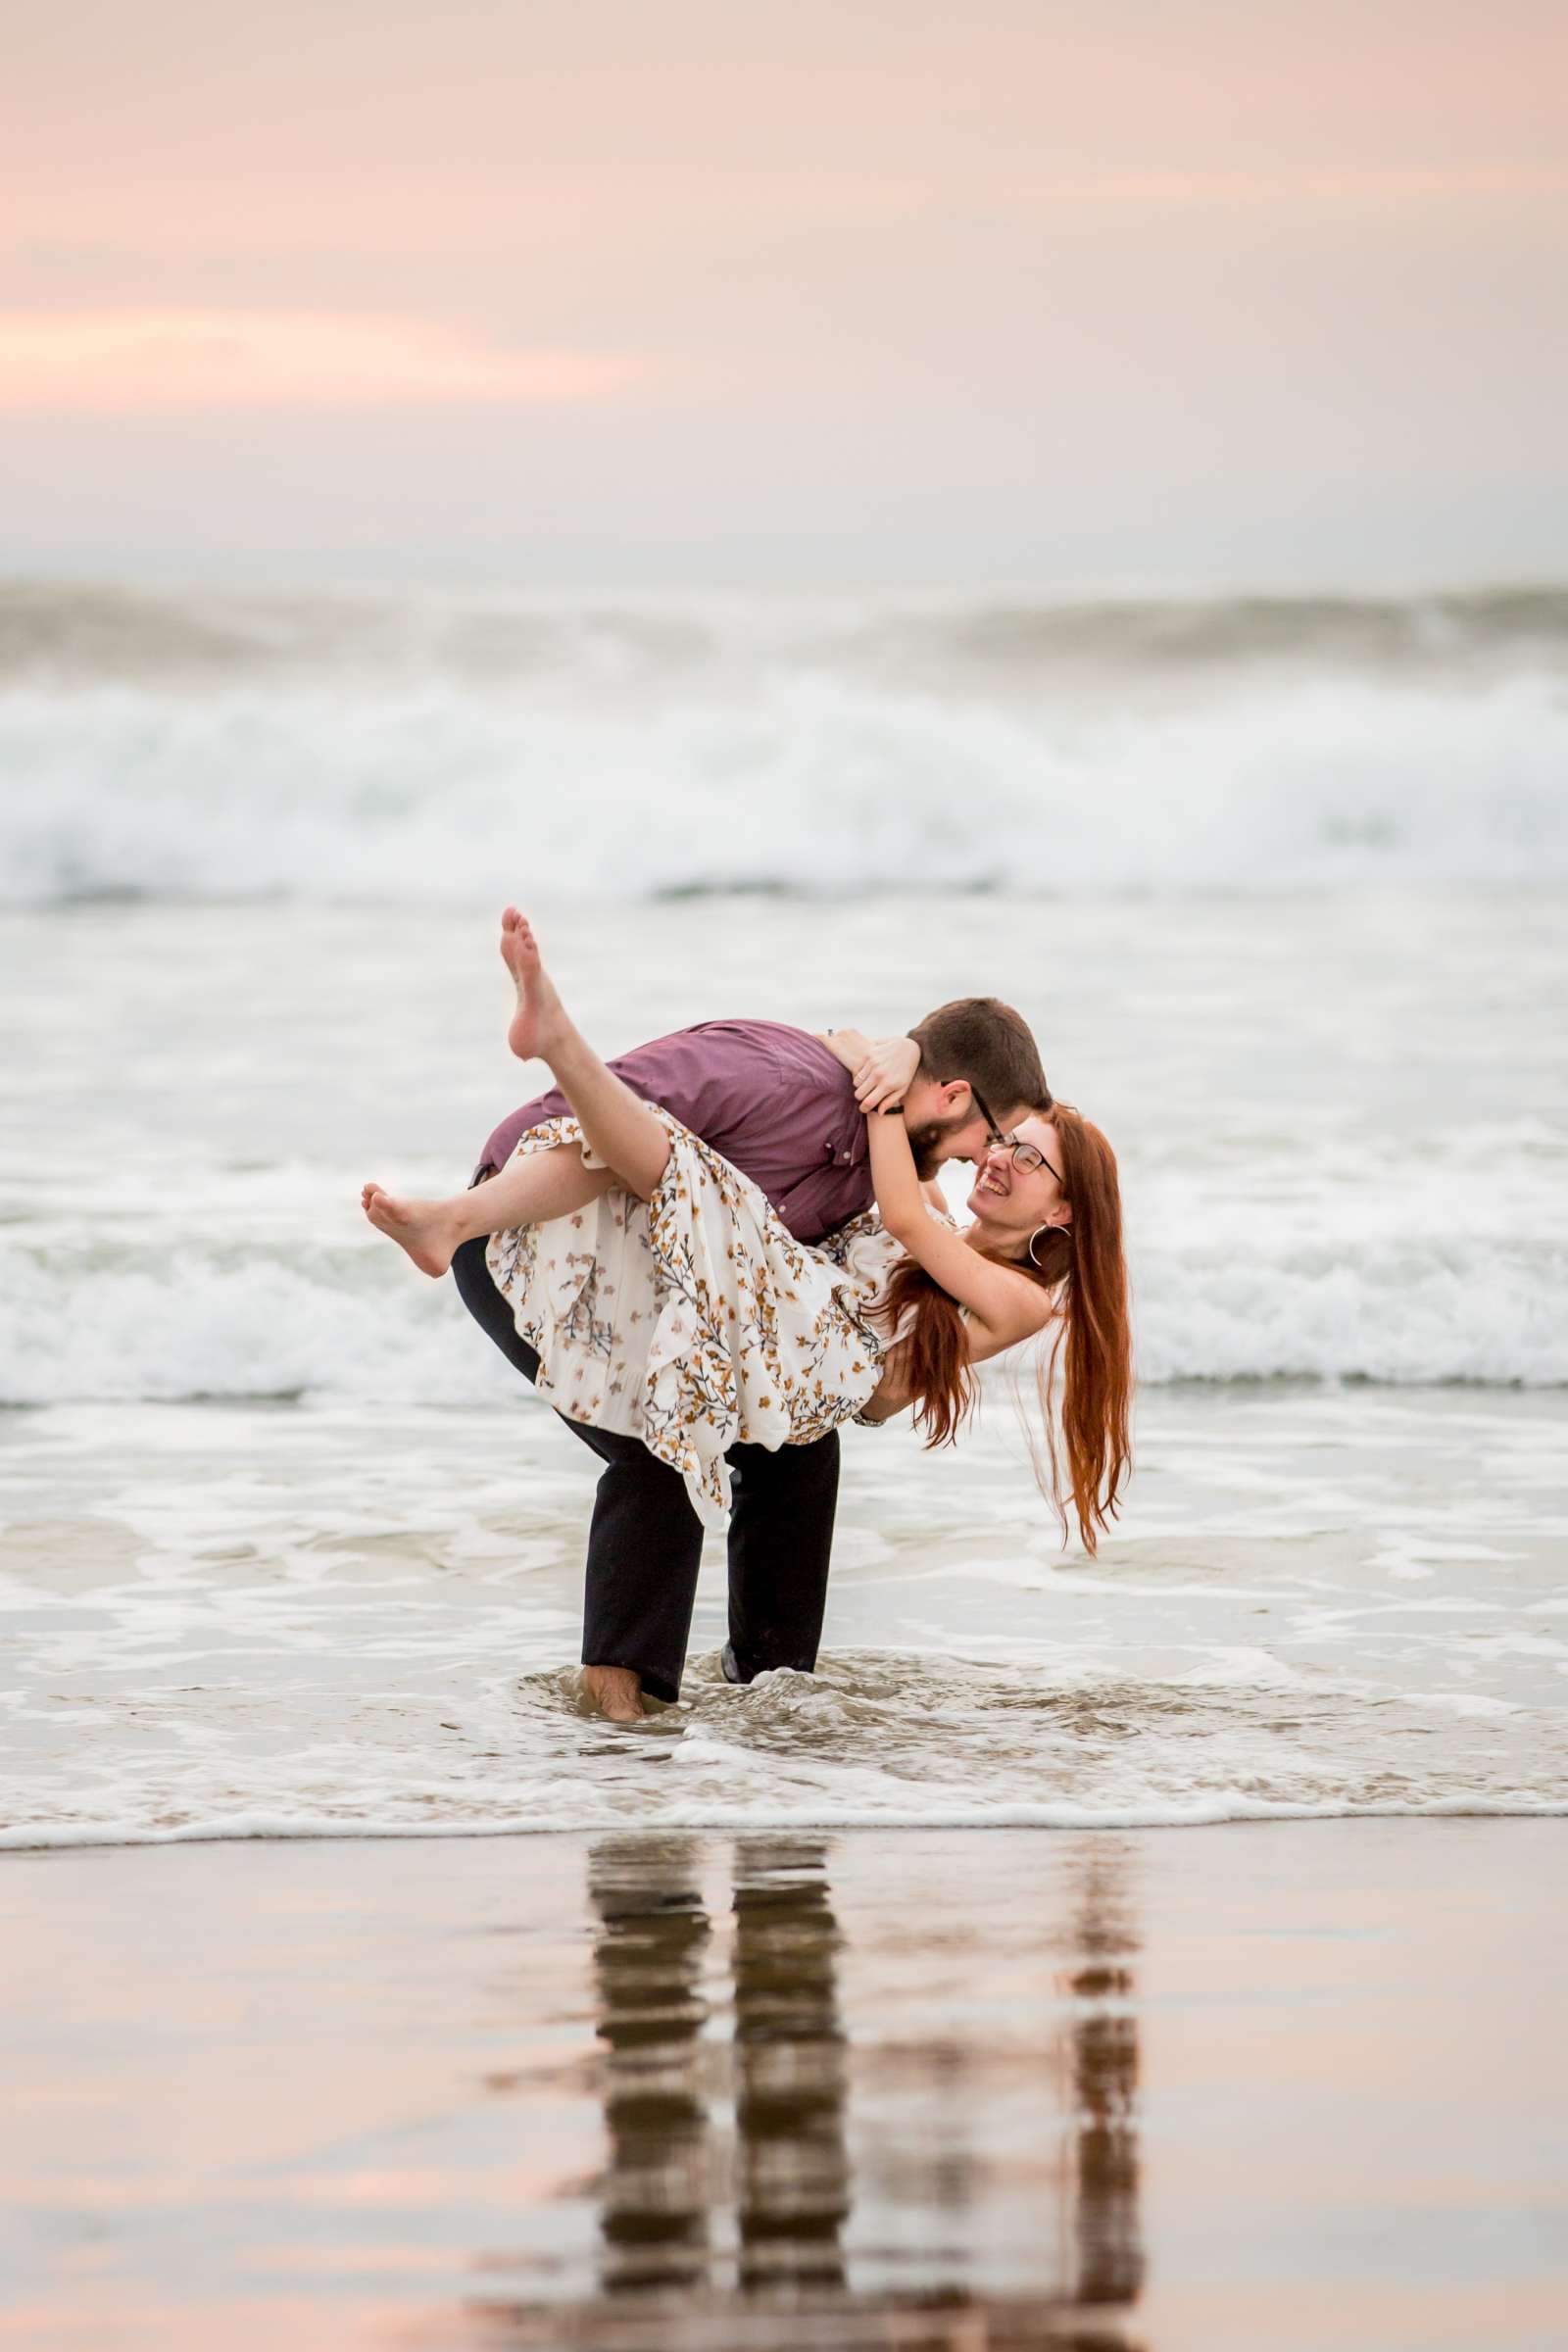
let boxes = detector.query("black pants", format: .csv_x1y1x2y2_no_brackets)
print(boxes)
451,1237,841,1703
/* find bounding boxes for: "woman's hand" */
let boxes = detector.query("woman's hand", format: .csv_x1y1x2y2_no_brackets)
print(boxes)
817,1026,873,1075
852,1035,920,1114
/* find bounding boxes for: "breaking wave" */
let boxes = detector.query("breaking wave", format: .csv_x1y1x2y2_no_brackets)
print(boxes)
3,1226,1562,1404
3,580,1566,905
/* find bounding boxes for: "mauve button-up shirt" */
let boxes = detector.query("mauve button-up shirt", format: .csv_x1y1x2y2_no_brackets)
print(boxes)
476,1019,873,1245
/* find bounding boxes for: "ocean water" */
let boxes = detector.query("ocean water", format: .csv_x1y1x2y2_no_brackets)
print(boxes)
1,583,1563,1846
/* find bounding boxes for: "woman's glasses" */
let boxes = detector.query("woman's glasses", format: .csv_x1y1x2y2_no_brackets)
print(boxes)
998,1137,1063,1182
969,1085,1064,1187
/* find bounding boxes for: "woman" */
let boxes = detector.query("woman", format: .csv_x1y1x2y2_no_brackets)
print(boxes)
364,910,1132,1551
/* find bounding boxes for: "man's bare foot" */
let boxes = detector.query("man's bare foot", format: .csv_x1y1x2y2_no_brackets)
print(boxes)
499,906,568,1063
361,1182,464,1278
582,1664,650,1723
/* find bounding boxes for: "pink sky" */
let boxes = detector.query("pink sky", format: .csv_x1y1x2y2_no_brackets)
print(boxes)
3,0,1565,587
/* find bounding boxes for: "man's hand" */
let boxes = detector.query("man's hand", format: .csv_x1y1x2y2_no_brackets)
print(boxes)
852,1035,921,1114
858,1339,915,1421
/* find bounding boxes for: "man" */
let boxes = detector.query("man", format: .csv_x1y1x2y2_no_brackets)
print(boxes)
451,997,1049,1720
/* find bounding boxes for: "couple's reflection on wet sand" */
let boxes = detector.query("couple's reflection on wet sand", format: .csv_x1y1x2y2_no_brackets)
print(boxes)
1063,1844,1146,2315
476,1832,1144,2346
590,1834,850,2301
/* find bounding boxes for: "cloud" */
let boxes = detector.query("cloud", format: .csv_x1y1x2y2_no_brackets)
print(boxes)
0,309,651,410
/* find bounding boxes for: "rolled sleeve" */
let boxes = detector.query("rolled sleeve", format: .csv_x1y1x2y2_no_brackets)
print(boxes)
474,1019,874,1237
604,1024,776,1149
476,1023,781,1181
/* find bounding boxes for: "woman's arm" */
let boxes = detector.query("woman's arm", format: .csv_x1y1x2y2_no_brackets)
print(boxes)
866,1113,1054,1353
815,1029,920,1108
819,1030,1051,1351
816,1026,871,1073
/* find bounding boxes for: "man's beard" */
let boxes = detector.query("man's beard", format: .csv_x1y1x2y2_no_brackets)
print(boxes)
906,1117,969,1181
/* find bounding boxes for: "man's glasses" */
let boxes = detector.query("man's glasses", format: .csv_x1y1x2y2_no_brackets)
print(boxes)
968,1085,1064,1188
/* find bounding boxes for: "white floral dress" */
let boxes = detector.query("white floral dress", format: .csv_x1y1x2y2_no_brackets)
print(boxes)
485,1111,906,1529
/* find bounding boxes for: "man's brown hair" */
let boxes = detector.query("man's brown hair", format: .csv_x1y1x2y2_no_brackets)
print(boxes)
907,997,1050,1115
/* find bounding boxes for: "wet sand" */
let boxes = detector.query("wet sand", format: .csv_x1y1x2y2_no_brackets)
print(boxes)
2,1821,1564,2350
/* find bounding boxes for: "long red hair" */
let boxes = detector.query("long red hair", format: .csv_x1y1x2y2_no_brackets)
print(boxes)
876,1102,1133,1552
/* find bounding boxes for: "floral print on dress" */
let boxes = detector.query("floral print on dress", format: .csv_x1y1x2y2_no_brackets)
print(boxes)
485,1111,905,1529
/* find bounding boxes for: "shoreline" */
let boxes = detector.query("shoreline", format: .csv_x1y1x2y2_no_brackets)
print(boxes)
5,1789,1567,1853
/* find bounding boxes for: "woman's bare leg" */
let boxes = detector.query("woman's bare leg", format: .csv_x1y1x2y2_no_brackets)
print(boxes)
500,907,672,1200
362,1151,612,1279
493,909,669,1727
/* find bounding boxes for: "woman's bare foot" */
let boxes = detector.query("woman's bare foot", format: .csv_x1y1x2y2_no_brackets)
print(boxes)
361,1182,465,1278
499,906,568,1063
582,1664,651,1722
